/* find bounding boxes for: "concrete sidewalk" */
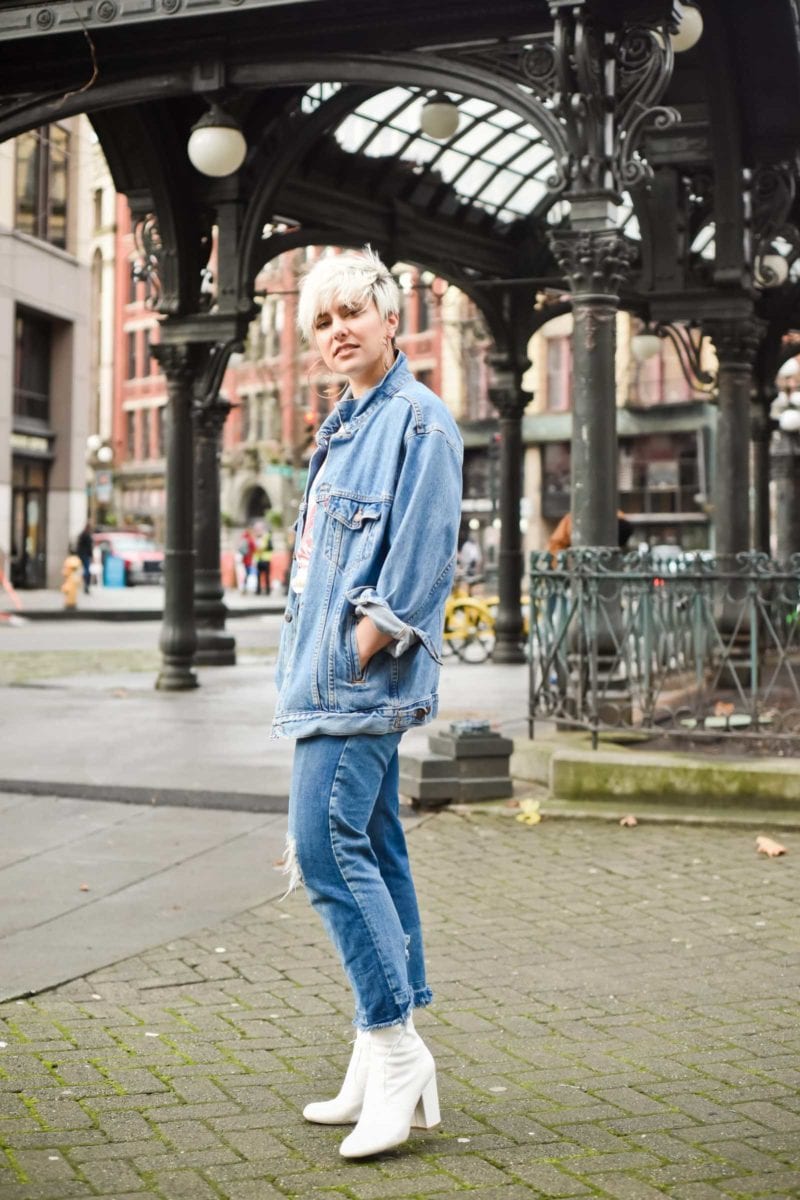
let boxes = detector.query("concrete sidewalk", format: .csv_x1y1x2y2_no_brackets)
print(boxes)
1,584,285,621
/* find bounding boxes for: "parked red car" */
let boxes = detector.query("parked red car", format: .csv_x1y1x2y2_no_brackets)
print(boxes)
93,530,164,586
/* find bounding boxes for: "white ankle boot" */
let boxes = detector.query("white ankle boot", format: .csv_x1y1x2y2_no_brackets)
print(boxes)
303,1030,370,1124
339,1020,440,1158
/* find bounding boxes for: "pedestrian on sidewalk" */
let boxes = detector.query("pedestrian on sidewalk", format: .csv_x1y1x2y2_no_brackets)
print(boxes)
75,523,93,595
273,248,463,1159
255,525,273,595
237,526,257,593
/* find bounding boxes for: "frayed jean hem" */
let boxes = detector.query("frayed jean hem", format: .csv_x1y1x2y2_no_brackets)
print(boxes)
353,988,433,1032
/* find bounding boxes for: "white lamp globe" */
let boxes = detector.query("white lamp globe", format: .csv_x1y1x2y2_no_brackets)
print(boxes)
86,433,103,454
96,444,114,464
419,94,460,141
754,252,789,288
630,331,661,362
779,407,800,433
671,3,703,52
188,105,247,177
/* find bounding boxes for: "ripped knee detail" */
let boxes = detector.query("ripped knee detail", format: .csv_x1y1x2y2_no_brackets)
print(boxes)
278,832,303,899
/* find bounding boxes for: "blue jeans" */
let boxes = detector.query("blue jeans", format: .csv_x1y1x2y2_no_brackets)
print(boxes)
287,732,432,1031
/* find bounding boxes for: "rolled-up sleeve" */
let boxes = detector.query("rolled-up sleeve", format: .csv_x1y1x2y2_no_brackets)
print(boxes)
345,425,463,661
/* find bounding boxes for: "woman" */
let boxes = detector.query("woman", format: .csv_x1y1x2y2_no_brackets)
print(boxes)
273,248,463,1158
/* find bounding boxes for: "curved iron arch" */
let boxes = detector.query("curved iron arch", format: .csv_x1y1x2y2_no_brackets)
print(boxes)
91,104,211,315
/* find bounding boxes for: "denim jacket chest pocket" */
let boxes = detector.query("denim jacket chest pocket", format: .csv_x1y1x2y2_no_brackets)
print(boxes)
321,492,386,574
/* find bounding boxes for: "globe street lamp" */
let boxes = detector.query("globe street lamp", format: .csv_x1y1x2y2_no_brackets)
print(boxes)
670,3,703,53
188,103,247,177
419,93,460,141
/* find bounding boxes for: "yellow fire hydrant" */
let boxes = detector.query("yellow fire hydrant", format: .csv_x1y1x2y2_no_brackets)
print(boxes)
61,552,82,609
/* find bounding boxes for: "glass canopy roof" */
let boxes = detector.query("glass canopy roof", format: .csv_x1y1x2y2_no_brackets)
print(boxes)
302,84,640,235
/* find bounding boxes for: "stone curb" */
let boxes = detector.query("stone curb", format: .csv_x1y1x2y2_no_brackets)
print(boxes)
512,735,800,809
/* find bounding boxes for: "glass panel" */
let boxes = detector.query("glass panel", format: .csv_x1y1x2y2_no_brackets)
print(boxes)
506,143,552,176
14,130,39,238
13,310,51,423
479,130,529,165
451,122,505,157
497,176,548,217
357,88,416,122
47,125,69,250
336,113,378,153
455,159,495,195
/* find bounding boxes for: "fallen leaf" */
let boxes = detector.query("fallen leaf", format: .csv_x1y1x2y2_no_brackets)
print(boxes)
79,883,90,892
714,700,735,717
619,814,638,827
756,835,787,857
504,798,521,809
515,798,542,826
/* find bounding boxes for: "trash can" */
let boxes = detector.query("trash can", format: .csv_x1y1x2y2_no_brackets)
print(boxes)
103,554,126,588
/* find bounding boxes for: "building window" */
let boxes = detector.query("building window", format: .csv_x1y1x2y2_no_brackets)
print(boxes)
13,309,52,426
546,337,571,412
143,327,153,374
542,442,571,520
125,411,137,459
14,124,70,250
140,405,151,456
418,280,431,332
240,396,251,442
629,339,693,407
156,406,166,457
126,331,138,379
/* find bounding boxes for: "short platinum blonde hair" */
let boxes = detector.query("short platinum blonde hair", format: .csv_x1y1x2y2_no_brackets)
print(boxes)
297,246,400,342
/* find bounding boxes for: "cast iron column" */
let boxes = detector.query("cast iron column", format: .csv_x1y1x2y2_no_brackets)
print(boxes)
773,431,800,562
194,395,236,666
706,319,764,556
549,229,633,547
153,341,202,690
488,371,526,664
751,404,772,555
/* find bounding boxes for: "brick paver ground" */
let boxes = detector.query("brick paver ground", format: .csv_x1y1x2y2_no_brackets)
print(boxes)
1,810,798,1200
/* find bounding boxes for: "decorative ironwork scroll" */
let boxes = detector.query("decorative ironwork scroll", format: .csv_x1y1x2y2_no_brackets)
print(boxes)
456,8,679,200
131,211,163,310
751,162,800,285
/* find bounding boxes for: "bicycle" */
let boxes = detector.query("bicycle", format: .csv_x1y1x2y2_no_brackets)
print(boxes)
442,575,496,663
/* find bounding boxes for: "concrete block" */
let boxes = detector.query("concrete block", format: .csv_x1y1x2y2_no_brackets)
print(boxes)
428,732,514,759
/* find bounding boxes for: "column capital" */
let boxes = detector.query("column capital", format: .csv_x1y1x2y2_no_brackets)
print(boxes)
152,341,208,386
547,227,634,299
194,395,232,439
489,388,527,421
487,353,527,419
705,317,766,370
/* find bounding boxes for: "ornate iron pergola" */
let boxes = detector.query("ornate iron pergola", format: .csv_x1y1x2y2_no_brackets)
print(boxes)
2,0,800,683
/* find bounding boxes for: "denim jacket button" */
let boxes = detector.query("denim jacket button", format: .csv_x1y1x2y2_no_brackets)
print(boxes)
284,611,293,623
415,707,429,719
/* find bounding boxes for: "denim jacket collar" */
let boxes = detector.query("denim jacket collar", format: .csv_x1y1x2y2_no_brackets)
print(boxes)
316,351,413,447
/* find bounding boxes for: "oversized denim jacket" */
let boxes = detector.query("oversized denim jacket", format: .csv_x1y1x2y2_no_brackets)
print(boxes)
272,352,463,738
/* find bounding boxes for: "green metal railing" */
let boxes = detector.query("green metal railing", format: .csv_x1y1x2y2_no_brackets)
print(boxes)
528,549,800,748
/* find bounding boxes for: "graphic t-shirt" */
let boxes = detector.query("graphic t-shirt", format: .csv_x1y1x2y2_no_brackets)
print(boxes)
291,459,326,595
